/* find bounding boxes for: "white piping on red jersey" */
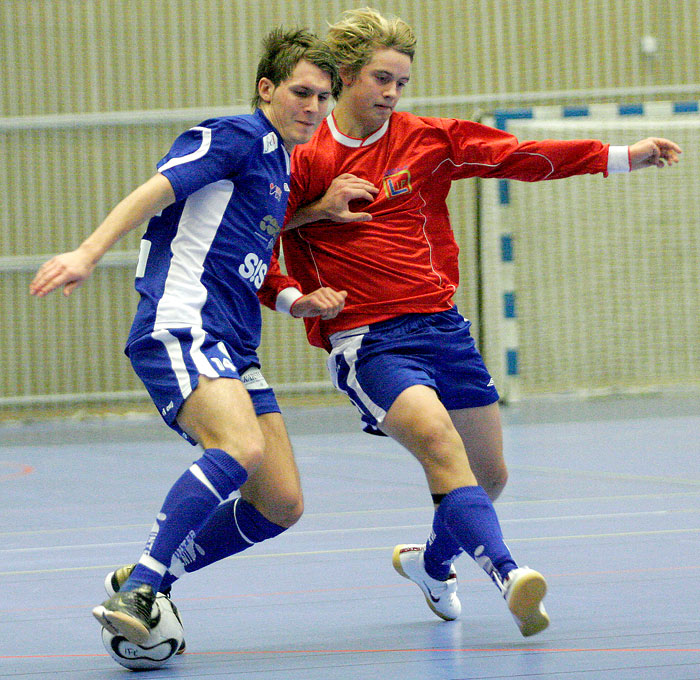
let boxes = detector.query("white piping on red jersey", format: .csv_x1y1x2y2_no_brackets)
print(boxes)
416,184,446,290
297,228,325,289
303,113,459,294
431,151,556,180
326,112,390,147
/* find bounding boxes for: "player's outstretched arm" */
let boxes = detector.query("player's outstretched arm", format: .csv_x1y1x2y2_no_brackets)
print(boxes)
284,173,378,230
30,173,175,298
629,137,682,171
290,287,347,320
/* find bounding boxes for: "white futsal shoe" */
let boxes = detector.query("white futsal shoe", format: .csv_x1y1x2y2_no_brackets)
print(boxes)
502,567,549,637
392,544,461,621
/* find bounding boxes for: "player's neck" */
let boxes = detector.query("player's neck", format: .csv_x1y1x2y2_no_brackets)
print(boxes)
332,103,387,140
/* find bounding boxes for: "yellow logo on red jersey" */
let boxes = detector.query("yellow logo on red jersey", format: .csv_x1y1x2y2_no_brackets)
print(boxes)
383,168,412,198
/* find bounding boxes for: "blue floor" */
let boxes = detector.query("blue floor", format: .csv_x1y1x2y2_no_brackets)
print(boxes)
1,393,699,679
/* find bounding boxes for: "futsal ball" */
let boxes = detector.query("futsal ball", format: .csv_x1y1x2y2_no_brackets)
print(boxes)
101,594,184,670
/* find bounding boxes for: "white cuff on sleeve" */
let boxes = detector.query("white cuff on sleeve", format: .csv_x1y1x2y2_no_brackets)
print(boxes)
607,146,631,173
275,287,304,315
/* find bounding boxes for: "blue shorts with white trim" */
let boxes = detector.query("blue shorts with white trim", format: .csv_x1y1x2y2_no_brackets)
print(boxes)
326,307,499,435
126,327,280,445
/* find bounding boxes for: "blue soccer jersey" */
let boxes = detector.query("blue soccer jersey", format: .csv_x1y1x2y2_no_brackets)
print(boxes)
126,109,290,360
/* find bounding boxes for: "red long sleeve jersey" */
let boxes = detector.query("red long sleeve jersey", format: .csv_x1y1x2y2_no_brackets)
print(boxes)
259,111,610,351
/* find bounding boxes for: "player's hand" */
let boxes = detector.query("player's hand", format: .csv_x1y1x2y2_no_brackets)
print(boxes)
290,287,347,320
629,137,682,170
29,249,96,297
317,173,379,223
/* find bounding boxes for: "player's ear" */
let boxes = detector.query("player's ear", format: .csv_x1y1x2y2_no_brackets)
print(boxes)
257,77,275,104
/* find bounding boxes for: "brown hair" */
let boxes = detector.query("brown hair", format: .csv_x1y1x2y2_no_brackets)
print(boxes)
251,28,339,109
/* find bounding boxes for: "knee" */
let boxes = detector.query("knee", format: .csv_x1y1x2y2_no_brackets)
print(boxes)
222,434,266,472
480,464,508,501
253,490,304,528
240,441,265,473
414,424,481,491
418,420,464,465
193,428,266,473
277,492,304,527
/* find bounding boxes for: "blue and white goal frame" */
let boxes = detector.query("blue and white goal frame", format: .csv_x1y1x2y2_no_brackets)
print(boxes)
477,100,700,402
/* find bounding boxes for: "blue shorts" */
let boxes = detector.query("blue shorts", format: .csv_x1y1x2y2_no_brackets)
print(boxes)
326,307,499,435
126,327,280,445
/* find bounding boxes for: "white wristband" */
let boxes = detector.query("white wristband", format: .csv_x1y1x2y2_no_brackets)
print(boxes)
276,287,304,315
607,146,631,173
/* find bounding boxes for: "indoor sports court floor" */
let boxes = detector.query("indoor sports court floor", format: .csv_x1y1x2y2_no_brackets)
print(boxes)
1,392,699,679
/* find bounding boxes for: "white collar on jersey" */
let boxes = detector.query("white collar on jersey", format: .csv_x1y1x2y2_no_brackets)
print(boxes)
326,111,390,148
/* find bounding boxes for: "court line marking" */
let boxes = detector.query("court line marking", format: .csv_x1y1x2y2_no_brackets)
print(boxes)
2,528,699,577
510,464,700,487
2,646,699,661
3,509,699,554
2,492,699,537
309,490,700,516
3,565,700,617
0,461,34,481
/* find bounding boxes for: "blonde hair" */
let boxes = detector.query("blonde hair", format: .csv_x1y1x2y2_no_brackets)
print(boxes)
326,7,416,98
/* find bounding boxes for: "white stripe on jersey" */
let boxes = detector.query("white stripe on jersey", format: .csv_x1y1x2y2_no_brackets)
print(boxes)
159,126,212,172
154,179,234,329
135,239,151,278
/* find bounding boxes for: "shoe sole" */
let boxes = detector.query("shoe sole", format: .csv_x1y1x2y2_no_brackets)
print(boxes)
92,605,150,645
506,570,549,637
391,545,457,622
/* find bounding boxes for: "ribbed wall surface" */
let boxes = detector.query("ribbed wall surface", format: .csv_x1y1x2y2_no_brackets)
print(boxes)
1,0,698,414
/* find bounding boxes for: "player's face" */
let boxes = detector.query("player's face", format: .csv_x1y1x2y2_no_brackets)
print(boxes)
342,48,411,135
259,59,333,151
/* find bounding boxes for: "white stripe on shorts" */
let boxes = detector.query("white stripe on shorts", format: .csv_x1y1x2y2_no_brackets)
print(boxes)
327,332,387,424
328,325,369,345
189,326,219,378
152,329,192,399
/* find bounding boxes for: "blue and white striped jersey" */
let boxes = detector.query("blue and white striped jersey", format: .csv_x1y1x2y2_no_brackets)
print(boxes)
126,109,290,359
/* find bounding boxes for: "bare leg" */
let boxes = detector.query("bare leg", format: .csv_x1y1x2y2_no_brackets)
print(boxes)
240,411,304,527
449,402,507,501
380,384,476,493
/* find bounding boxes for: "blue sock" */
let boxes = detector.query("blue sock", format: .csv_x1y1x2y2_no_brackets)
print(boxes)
159,497,287,590
123,448,248,593
434,485,517,588
423,511,464,581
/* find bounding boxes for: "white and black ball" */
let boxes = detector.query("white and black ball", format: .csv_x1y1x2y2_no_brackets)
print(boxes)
101,594,184,670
